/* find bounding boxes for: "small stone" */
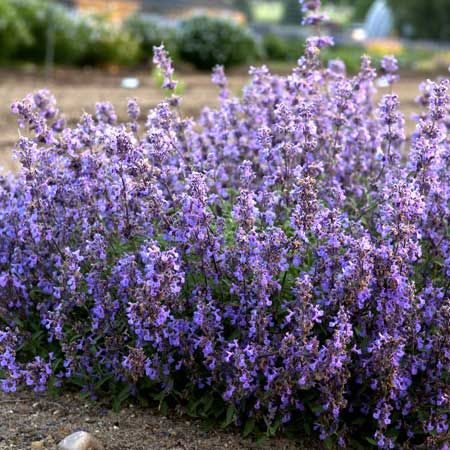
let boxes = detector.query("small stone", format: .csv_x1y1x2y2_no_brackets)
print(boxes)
31,441,44,449
57,431,104,450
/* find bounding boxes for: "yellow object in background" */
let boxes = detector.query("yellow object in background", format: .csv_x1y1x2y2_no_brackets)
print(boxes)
365,38,404,57
75,0,140,23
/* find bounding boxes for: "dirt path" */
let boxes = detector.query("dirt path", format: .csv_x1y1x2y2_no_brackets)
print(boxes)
0,390,314,450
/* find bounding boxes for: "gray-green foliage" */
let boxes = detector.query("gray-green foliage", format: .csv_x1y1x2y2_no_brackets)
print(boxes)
124,14,178,63
77,15,140,67
6,0,140,66
178,15,262,70
282,0,303,24
0,0,31,60
263,33,304,61
388,0,450,41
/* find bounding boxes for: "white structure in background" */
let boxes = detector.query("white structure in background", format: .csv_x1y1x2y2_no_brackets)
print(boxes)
364,0,394,39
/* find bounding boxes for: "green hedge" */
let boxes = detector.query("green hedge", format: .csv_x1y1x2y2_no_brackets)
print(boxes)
263,34,304,61
11,0,89,65
178,16,262,70
77,16,140,67
4,0,139,67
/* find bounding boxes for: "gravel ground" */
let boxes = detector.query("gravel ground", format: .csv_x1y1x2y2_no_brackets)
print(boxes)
0,390,316,450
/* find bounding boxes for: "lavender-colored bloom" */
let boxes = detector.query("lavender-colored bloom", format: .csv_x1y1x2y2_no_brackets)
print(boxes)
0,16,449,449
153,44,178,91
380,55,399,85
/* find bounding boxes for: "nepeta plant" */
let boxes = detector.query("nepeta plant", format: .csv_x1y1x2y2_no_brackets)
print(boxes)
0,2,449,448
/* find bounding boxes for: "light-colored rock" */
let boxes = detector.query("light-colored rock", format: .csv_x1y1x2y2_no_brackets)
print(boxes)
31,440,44,449
57,431,104,450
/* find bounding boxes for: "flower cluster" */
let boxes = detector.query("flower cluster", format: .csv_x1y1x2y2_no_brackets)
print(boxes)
1,20,449,450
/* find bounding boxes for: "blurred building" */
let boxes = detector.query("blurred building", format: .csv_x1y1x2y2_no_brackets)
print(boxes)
60,0,244,23
141,0,245,22
60,0,140,22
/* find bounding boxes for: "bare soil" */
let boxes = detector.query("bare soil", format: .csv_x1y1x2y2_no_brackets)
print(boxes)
0,66,428,174
0,66,247,174
0,390,313,450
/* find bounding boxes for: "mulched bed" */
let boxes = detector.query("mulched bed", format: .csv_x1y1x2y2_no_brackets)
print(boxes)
0,390,315,450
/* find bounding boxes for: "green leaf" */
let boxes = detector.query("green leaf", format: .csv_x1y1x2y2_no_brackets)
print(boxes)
112,385,130,412
222,404,236,428
243,418,255,437
324,437,334,449
310,404,323,414
267,417,281,437
159,399,168,416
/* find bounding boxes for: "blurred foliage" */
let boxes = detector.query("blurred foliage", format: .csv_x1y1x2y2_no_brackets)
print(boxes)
352,0,373,21
77,16,140,67
232,0,253,21
263,34,303,61
253,1,285,23
321,45,366,73
1,0,449,71
4,0,139,67
178,16,262,70
124,14,178,63
0,0,31,60
11,0,89,65
388,0,450,41
282,0,303,24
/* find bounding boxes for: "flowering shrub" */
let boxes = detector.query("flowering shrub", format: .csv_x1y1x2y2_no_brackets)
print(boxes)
1,3,449,449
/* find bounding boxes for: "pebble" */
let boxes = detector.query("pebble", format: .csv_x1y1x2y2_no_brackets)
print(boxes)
57,431,104,450
31,441,44,449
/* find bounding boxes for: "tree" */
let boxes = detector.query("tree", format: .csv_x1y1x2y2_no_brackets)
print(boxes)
388,0,450,41
352,0,373,21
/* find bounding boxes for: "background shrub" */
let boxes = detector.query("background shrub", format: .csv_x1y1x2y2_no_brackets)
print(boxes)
124,14,179,63
388,0,450,41
352,0,373,21
0,0,31,61
7,0,139,67
321,45,368,73
282,0,303,24
178,15,261,70
77,16,140,67
263,34,304,61
10,0,88,65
